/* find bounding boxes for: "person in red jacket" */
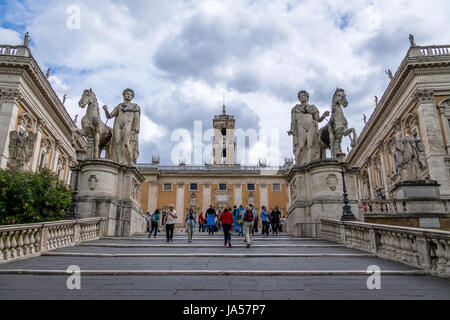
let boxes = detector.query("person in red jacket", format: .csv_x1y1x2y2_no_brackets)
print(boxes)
220,207,234,248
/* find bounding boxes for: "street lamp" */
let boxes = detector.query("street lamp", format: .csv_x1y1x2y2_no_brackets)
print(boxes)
65,149,85,220
340,165,357,221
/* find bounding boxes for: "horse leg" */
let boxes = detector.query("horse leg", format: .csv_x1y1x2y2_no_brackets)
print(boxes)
329,130,336,159
94,129,100,158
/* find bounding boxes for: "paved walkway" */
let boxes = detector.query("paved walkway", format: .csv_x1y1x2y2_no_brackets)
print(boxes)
0,232,449,300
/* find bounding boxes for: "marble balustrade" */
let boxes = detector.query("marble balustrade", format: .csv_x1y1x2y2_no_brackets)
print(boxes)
0,218,105,263
321,219,450,278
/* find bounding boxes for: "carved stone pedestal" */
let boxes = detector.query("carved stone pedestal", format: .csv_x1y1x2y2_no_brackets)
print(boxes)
76,158,147,236
286,160,360,237
393,180,446,214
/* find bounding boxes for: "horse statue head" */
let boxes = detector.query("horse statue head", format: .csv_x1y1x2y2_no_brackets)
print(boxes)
79,89,96,109
332,88,348,108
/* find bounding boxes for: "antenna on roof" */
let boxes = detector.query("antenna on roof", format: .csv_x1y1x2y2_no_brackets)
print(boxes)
222,91,226,115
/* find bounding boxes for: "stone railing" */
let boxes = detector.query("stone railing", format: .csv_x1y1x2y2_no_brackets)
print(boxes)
409,45,450,57
360,199,449,215
321,219,450,278
0,45,30,57
0,218,105,264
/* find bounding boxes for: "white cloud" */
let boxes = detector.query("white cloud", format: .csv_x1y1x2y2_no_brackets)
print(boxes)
140,114,167,144
0,27,21,44
1,0,449,165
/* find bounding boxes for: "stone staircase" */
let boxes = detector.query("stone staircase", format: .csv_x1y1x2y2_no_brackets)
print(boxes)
0,231,449,300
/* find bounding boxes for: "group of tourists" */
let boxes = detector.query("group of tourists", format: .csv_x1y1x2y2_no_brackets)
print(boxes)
145,204,283,248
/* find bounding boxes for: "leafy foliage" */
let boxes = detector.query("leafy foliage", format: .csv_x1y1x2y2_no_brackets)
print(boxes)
0,168,72,225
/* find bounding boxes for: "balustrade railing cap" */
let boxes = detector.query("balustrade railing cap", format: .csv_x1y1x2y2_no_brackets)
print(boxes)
320,218,450,237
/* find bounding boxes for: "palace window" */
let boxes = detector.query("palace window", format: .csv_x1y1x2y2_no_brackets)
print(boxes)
39,151,47,168
272,183,281,192
247,184,256,191
163,183,172,191
189,183,198,191
219,183,227,191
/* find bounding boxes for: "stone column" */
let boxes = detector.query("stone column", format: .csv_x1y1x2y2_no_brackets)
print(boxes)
0,88,21,169
234,183,242,206
147,180,158,213
378,144,390,198
367,159,377,199
202,184,211,213
437,103,450,154
31,119,46,171
175,183,185,224
260,183,268,209
51,141,62,172
416,89,450,195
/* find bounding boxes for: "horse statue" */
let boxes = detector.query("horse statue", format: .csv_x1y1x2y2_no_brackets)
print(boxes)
76,89,112,158
319,88,357,158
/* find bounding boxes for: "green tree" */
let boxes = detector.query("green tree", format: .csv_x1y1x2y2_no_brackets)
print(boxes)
0,168,72,225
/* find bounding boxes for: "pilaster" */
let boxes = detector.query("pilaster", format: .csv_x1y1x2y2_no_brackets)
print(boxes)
416,89,450,196
0,88,22,168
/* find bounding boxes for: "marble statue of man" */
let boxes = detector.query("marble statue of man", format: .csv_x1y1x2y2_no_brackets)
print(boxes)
394,132,425,180
103,88,140,166
394,132,404,173
403,134,425,180
288,90,329,166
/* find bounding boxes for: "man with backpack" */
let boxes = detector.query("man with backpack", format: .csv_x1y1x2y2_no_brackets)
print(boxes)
148,209,161,238
243,206,254,248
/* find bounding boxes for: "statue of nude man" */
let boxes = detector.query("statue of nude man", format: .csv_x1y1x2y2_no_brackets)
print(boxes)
288,90,329,166
103,88,140,166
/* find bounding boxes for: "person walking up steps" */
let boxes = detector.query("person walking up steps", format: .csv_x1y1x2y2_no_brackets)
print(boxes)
261,206,269,237
165,205,178,242
243,206,255,248
148,209,161,238
270,206,281,235
198,212,205,233
220,207,233,248
185,208,196,243
251,204,259,235
206,205,216,236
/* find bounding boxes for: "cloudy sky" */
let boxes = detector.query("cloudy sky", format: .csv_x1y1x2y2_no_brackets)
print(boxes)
1,0,449,165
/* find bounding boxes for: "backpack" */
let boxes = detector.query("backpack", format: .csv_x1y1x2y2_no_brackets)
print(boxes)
152,214,159,222
243,209,254,222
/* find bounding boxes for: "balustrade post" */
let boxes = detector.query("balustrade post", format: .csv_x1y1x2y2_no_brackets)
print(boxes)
74,222,81,244
40,226,49,253
368,228,377,254
415,235,431,269
0,232,4,261
339,223,346,244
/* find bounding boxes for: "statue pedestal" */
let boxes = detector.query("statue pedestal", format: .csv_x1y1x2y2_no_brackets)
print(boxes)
77,158,147,236
286,160,360,237
392,180,445,214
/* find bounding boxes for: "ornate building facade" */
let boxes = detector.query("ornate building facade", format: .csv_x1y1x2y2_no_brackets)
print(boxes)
138,107,290,227
347,41,450,229
0,36,84,183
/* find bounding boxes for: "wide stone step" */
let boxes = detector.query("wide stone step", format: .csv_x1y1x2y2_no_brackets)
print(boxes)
0,269,427,276
78,243,344,248
52,246,361,255
42,252,374,258
0,256,420,271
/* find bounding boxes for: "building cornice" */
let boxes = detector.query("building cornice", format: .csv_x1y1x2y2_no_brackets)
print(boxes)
348,49,450,164
0,50,76,136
